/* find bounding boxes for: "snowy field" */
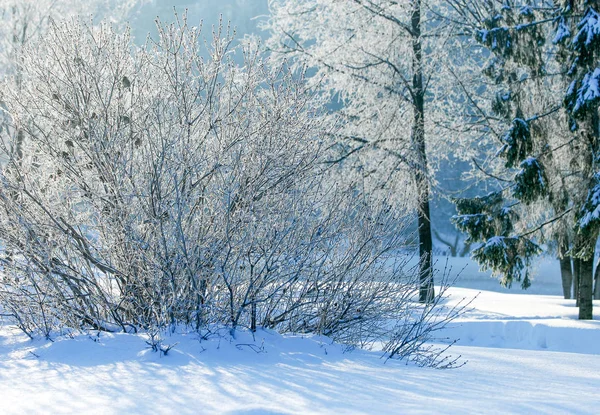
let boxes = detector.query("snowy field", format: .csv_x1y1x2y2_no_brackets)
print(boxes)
0,257,599,414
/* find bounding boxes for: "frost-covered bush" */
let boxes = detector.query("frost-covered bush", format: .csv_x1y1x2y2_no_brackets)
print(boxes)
0,16,462,365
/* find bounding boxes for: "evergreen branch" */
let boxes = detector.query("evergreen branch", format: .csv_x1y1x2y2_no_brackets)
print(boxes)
446,63,503,143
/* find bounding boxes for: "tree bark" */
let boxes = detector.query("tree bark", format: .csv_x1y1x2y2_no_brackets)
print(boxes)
573,258,581,307
411,0,434,303
559,241,573,299
594,260,600,299
578,256,594,320
576,91,598,318
559,256,573,300
251,300,257,332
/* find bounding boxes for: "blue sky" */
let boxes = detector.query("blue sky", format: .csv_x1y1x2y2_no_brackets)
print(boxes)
129,0,269,43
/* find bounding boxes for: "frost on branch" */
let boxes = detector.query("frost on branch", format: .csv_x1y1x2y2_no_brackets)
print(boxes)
564,7,600,126
0,0,139,80
571,7,600,56
553,17,571,44
564,69,600,118
0,16,462,364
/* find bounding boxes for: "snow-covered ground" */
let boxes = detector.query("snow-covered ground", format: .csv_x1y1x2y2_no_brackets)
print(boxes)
0,258,599,414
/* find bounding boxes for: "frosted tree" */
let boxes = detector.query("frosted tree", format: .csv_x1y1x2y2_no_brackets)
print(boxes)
451,0,600,319
0,0,142,167
264,0,491,303
0,0,141,78
450,0,573,294
0,15,466,366
563,0,600,318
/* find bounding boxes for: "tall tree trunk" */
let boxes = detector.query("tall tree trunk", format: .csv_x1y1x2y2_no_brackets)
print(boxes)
573,258,581,307
411,0,434,303
559,256,573,300
578,255,594,320
559,241,573,299
576,97,598,318
594,262,600,299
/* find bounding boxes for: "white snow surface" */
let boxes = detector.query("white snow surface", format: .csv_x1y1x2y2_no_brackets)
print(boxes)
0,257,599,414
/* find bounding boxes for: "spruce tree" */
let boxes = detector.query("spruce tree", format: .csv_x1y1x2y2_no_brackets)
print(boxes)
562,1,600,319
451,0,600,319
